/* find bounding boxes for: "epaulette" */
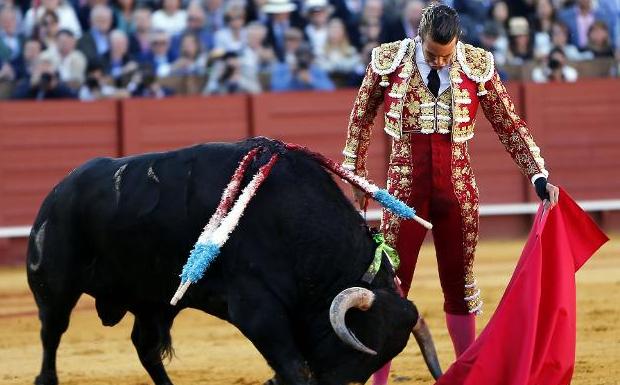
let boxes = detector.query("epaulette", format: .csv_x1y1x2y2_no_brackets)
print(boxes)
370,39,413,76
455,42,495,83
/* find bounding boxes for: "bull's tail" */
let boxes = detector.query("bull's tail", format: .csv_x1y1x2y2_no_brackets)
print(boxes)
284,143,432,230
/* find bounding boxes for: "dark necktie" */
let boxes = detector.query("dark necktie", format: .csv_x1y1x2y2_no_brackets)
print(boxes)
427,68,440,97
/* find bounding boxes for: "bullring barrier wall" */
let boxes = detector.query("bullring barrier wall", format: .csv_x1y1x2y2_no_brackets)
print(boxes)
1,80,618,264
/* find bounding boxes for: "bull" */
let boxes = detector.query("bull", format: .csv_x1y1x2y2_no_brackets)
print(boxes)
27,137,441,385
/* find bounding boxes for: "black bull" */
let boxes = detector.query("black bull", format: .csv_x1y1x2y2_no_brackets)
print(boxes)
27,138,440,385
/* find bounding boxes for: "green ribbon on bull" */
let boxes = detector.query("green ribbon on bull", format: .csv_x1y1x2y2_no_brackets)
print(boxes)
361,233,400,283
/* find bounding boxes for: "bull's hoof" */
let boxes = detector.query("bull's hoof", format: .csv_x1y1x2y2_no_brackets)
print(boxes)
263,377,278,385
34,373,58,385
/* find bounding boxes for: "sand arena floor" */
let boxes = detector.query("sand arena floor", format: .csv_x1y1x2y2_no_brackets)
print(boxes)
1,236,618,385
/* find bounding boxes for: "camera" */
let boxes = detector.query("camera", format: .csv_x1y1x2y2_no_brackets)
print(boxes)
294,44,313,71
548,58,562,70
85,76,100,90
39,72,54,88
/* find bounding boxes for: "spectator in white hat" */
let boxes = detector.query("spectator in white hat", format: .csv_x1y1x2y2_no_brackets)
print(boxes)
262,0,304,62
304,0,332,57
507,16,533,65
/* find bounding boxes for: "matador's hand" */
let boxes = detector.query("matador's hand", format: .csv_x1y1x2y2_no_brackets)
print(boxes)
534,177,560,209
351,186,368,211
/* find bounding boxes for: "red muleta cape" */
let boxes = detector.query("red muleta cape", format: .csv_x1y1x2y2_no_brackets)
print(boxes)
435,188,608,385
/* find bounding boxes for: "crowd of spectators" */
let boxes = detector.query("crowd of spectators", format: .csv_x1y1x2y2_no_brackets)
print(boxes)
0,0,618,101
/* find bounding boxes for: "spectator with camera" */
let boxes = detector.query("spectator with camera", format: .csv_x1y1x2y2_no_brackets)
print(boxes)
12,50,76,99
270,42,334,91
78,61,128,101
127,63,174,98
204,49,261,94
532,46,578,83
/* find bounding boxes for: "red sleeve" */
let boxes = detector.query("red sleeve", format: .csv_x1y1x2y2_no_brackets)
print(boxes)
479,71,549,183
342,64,384,177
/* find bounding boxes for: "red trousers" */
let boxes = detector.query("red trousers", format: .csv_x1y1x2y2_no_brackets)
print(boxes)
394,133,477,315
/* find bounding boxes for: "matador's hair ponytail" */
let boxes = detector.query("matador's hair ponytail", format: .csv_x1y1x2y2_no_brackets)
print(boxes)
418,4,461,44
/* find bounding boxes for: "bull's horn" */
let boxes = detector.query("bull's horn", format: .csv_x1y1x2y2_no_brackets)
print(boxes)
412,316,442,379
329,287,377,355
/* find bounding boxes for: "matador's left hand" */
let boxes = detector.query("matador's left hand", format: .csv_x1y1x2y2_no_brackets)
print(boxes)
534,177,560,209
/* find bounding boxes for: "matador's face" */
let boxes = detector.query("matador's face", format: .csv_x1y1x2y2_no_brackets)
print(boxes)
421,36,457,70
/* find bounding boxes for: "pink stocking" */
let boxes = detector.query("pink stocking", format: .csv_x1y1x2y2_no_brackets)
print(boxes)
445,313,476,358
371,360,391,385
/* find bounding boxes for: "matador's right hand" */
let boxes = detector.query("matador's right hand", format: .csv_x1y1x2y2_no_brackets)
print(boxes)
352,186,368,211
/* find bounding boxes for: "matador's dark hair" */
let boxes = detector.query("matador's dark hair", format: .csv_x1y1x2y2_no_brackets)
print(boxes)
418,4,461,44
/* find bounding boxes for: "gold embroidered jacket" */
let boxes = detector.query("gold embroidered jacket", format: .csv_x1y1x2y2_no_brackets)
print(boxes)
342,38,548,184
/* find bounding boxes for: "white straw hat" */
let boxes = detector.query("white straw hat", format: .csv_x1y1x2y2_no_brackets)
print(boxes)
305,0,329,9
263,0,298,14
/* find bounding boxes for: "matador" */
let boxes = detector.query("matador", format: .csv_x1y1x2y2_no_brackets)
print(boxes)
341,5,559,379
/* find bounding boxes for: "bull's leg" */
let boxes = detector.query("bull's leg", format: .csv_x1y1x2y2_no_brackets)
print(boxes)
33,291,81,385
228,280,316,385
131,310,175,385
